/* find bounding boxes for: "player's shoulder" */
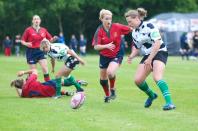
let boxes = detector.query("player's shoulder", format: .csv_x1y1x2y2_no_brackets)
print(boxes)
142,21,157,30
94,24,103,36
40,27,48,31
113,23,123,27
25,26,33,32
96,24,103,32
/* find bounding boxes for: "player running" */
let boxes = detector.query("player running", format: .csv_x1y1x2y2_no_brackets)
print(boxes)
40,39,85,99
21,15,57,82
125,8,176,110
92,9,132,103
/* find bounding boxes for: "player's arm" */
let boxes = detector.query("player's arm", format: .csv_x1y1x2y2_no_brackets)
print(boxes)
21,29,32,47
92,30,115,51
17,69,38,77
94,42,115,51
21,40,32,47
146,27,162,62
15,88,22,97
128,45,139,64
51,58,55,73
68,49,85,65
147,39,161,61
116,23,133,34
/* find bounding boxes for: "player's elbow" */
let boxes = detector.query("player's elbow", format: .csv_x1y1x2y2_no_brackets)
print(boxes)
32,69,38,75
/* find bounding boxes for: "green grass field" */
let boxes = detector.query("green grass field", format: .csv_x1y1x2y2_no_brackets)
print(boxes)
0,55,198,131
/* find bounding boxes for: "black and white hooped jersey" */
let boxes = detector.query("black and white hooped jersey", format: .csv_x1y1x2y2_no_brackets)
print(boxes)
132,21,167,55
47,43,70,61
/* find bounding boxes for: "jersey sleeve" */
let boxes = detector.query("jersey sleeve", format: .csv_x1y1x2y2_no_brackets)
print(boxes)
148,23,161,42
21,28,29,42
116,23,131,35
26,74,37,85
45,29,52,41
92,27,102,46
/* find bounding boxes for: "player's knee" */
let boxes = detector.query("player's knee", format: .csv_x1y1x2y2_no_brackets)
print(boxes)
41,67,48,74
134,78,144,86
153,77,162,83
107,70,115,78
100,79,108,86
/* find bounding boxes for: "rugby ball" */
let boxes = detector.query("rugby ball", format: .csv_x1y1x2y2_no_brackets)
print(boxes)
70,92,85,109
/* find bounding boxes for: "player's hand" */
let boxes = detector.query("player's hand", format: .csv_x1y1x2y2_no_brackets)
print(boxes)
79,59,86,66
25,42,32,47
127,55,133,64
106,42,115,51
17,71,24,77
144,58,152,70
53,36,58,41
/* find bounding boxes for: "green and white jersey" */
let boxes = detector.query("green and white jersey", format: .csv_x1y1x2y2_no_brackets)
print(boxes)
132,21,167,55
47,43,70,61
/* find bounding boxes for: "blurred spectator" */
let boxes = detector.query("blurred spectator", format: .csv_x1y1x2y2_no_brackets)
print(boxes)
14,34,21,57
69,34,78,53
180,32,189,60
3,35,12,56
57,32,65,44
79,34,87,56
120,35,128,56
193,31,198,57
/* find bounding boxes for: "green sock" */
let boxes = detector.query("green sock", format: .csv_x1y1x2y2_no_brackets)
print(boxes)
55,77,62,96
157,80,172,104
67,76,83,91
138,81,155,98
63,77,73,86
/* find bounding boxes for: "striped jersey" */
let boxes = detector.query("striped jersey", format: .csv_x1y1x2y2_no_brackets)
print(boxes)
132,21,167,55
47,43,70,61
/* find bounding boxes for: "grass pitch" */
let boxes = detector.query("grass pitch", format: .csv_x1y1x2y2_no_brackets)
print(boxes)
0,55,198,131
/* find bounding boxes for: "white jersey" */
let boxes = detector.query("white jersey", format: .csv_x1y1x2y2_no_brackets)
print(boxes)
47,43,70,61
132,21,167,55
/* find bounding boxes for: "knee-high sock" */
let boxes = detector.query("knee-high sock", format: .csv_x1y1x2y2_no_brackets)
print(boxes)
109,76,116,90
100,80,110,97
55,77,62,96
67,75,83,91
137,81,155,98
44,74,50,82
157,80,172,104
63,77,73,86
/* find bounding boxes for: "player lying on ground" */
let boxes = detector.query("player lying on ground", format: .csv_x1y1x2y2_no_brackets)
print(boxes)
40,39,86,98
10,69,87,97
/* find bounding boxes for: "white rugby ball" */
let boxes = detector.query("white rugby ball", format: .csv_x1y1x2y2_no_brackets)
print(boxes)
70,92,85,109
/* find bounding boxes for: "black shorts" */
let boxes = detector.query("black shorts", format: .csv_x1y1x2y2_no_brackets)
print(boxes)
26,48,46,64
140,51,168,66
65,56,79,70
99,54,123,69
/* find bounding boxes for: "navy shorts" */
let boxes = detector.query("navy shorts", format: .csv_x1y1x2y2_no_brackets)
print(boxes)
42,80,57,89
99,54,123,69
65,56,79,70
26,48,46,64
140,51,168,66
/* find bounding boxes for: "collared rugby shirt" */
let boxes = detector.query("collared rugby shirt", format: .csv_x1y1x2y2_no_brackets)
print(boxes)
132,21,167,55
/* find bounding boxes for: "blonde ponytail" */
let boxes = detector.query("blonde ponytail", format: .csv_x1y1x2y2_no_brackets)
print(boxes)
125,7,147,20
137,8,147,20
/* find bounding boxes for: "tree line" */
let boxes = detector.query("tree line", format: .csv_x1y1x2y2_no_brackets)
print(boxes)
0,0,197,49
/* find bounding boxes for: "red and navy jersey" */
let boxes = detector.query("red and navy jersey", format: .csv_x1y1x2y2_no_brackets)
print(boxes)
22,26,52,48
92,23,130,58
21,74,55,97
